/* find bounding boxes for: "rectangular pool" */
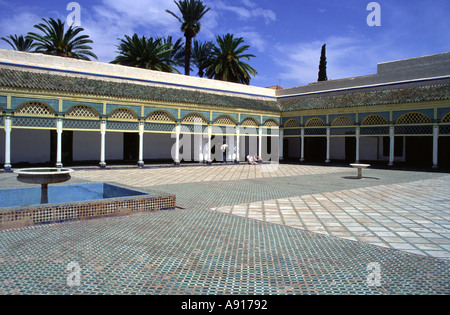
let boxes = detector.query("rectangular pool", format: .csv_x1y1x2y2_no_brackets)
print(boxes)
0,183,176,229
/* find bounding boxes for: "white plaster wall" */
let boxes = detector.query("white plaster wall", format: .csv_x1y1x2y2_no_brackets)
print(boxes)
0,49,275,96
73,131,100,161
143,133,175,160
106,132,123,161
11,129,50,164
330,138,345,160
0,129,4,164
360,137,379,161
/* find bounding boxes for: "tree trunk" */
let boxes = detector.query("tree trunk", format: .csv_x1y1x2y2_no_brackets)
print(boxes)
185,35,192,76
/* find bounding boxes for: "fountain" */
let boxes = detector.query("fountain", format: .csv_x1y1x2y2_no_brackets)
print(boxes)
0,167,176,229
14,168,74,204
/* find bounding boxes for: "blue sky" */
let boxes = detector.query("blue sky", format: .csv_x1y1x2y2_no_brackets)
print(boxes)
0,0,449,88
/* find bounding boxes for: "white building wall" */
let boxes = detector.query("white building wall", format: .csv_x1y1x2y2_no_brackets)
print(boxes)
106,132,123,161
73,131,100,161
330,138,345,160
143,133,175,160
11,129,50,164
360,137,379,161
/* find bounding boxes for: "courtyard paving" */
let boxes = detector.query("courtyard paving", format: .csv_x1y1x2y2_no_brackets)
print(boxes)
0,163,449,295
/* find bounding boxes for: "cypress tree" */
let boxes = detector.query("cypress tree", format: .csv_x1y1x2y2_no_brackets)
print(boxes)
318,44,328,82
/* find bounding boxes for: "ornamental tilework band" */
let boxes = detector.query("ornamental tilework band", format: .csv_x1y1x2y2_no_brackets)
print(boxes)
12,117,56,128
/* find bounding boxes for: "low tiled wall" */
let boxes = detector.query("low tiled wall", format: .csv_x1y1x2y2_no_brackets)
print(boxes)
0,191,176,230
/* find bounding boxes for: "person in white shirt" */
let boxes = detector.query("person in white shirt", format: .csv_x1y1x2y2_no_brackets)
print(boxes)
220,142,228,163
247,154,255,165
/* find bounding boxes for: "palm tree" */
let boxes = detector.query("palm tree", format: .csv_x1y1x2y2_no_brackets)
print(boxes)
1,35,34,52
206,34,258,85
191,40,214,78
26,17,97,60
166,0,210,76
161,35,185,69
111,34,180,74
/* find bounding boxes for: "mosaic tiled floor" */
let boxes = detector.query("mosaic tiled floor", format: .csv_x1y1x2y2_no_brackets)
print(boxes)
0,164,449,295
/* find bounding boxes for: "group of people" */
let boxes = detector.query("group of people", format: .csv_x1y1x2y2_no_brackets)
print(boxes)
218,142,263,165
247,154,263,165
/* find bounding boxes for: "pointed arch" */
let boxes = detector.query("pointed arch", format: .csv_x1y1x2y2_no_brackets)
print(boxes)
396,112,431,125
15,101,55,116
440,112,450,123
361,114,388,126
213,115,237,126
284,119,300,128
331,116,354,127
65,105,100,119
241,117,259,127
146,110,176,123
305,117,325,127
263,119,279,127
108,108,139,120
181,113,209,124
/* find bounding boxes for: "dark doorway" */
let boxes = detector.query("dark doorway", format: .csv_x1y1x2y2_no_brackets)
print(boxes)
405,136,432,167
304,137,326,162
438,137,450,168
345,137,356,163
123,133,139,161
51,130,73,165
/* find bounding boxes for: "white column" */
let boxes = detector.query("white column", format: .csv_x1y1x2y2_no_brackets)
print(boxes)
389,125,395,166
4,115,11,171
325,127,331,163
207,124,212,165
100,120,106,168
138,121,144,168
258,126,263,158
279,128,284,161
174,123,181,165
236,125,240,163
56,118,63,168
300,128,305,162
433,123,439,168
355,126,360,164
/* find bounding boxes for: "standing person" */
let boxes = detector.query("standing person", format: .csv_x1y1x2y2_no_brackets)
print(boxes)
220,142,228,163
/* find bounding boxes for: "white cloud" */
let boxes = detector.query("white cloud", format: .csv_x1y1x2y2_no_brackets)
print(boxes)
274,36,383,86
212,0,276,25
236,30,267,53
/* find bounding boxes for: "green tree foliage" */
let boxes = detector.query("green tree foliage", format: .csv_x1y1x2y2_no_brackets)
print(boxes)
26,18,97,60
1,35,34,52
191,40,214,78
166,0,210,76
206,34,258,85
111,34,180,73
318,44,328,82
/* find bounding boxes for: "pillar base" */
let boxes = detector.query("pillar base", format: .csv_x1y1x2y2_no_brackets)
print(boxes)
174,161,180,166
138,161,144,168
325,160,331,164
207,160,212,166
99,162,107,169
56,163,63,169
4,164,12,172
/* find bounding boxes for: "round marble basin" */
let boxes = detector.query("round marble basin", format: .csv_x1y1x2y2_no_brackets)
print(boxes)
14,168,74,204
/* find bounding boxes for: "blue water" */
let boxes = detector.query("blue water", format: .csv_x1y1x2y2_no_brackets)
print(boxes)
0,183,149,208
